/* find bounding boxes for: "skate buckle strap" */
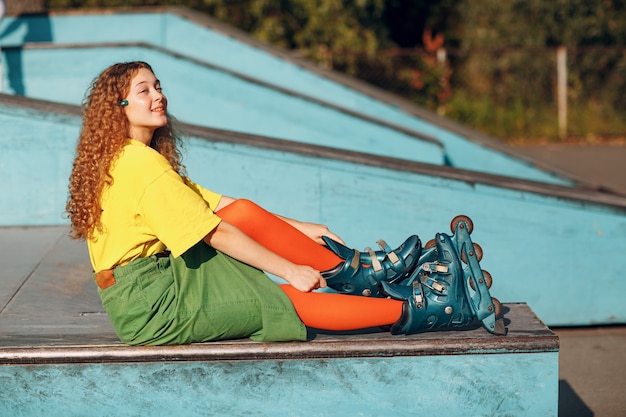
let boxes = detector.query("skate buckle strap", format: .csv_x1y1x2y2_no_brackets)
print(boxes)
419,274,446,293
365,247,383,272
349,249,361,271
420,261,449,274
376,239,400,264
411,281,424,308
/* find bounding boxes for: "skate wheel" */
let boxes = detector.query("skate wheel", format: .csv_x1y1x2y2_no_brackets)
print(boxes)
469,270,492,290
424,239,436,249
489,297,503,318
461,242,483,263
450,215,473,234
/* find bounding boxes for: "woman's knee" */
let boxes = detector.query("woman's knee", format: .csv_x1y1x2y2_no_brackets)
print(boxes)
217,198,263,223
229,198,258,211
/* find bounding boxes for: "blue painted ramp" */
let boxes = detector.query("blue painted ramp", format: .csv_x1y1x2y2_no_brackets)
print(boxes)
1,94,625,327
0,9,573,185
0,45,445,165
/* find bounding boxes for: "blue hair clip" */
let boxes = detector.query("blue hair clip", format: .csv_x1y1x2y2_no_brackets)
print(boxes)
119,99,129,107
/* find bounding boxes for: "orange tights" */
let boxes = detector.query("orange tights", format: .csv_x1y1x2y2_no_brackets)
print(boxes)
216,199,403,330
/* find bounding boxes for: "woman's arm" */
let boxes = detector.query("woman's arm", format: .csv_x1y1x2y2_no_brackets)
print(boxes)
204,220,327,292
214,195,236,211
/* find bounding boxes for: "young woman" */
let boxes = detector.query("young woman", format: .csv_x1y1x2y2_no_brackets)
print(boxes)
67,62,498,346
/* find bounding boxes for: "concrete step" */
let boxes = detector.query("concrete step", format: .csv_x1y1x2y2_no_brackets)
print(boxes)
0,226,558,416
0,303,558,416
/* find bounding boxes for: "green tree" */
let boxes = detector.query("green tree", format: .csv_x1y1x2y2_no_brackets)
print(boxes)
192,0,389,77
44,0,626,140
46,0,390,75
447,0,626,140
45,0,453,108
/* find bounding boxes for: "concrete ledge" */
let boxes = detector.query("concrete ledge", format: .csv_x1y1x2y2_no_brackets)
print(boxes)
0,225,557,366
0,224,559,416
0,304,559,417
0,304,558,365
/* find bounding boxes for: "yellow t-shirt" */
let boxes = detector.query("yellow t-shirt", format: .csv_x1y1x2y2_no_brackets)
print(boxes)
88,139,223,272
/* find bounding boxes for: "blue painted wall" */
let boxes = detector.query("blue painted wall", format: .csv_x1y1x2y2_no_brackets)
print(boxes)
0,352,558,416
184,137,626,327
0,10,572,185
0,105,79,224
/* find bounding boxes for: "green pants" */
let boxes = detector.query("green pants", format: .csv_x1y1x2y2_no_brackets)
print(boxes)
97,241,306,345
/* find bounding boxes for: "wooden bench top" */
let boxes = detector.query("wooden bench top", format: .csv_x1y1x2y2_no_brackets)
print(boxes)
0,226,558,365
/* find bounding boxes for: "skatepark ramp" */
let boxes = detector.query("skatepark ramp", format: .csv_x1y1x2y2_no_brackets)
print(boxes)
0,7,579,186
1,8,618,415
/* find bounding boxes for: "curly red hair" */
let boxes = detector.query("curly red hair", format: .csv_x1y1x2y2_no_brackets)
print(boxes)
66,62,185,240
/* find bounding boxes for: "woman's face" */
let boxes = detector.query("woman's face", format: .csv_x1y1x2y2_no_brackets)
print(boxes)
123,67,168,144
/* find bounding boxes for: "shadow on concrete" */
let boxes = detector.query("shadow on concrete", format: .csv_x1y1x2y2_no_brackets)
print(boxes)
559,380,594,417
0,13,52,94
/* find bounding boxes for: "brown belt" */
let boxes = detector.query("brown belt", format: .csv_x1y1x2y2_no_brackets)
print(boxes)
94,251,171,290
95,269,116,290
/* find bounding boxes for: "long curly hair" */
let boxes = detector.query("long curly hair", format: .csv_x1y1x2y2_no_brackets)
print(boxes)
66,61,185,240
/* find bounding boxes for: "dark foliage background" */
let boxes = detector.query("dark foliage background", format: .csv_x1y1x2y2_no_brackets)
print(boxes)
42,0,626,142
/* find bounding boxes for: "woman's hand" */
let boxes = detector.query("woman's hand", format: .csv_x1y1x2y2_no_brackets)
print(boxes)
283,264,328,292
205,221,327,292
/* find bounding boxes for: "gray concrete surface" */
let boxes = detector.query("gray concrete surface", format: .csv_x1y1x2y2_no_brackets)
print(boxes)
556,326,626,417
512,142,626,196
512,143,626,417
